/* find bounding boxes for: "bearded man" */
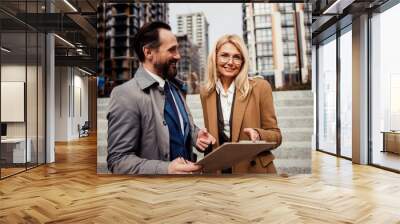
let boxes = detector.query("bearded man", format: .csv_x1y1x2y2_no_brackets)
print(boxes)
107,21,215,174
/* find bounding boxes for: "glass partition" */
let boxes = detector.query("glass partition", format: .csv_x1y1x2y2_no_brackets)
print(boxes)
371,3,400,171
1,31,28,178
0,0,46,179
339,27,352,158
317,35,337,155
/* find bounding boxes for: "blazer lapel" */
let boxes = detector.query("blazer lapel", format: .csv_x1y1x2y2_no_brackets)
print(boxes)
231,86,253,142
205,91,219,146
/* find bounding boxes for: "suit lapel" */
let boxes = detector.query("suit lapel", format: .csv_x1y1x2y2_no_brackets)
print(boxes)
205,91,219,146
164,100,181,128
231,86,252,142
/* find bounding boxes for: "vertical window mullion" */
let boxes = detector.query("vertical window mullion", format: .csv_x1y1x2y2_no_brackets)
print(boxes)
337,28,341,157
25,0,28,171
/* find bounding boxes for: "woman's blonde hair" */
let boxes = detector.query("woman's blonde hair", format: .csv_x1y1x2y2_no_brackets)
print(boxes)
205,34,250,99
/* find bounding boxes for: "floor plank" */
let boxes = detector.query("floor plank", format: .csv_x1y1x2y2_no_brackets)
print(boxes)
0,134,399,223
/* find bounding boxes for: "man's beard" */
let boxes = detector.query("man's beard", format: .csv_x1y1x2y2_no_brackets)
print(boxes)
155,59,178,80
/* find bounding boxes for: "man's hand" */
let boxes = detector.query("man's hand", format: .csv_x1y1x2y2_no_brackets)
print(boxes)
243,128,261,142
196,128,216,151
168,157,202,174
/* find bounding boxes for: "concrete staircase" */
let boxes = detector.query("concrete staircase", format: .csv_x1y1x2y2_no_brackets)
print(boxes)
186,91,314,175
272,90,313,174
186,95,205,130
186,95,205,160
96,91,313,175
97,98,109,173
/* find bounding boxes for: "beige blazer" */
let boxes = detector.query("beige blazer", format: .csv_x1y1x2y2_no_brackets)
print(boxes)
200,78,282,174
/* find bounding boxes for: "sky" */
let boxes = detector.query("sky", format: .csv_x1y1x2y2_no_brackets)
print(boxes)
169,3,243,51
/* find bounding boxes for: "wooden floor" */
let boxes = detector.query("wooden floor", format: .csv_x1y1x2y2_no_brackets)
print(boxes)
0,167,26,178
1,135,400,223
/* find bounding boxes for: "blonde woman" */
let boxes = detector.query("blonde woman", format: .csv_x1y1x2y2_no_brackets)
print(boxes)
200,34,282,174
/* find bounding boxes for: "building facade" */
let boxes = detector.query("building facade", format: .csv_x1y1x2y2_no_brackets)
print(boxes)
176,34,200,94
243,3,312,89
97,3,169,97
176,12,209,84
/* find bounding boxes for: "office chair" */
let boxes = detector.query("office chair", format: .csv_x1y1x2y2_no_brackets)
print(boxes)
78,121,90,138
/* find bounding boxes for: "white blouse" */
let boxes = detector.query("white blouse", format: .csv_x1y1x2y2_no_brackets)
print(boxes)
216,79,235,138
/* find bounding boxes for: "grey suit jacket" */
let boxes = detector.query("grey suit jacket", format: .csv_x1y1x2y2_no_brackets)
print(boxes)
107,66,199,174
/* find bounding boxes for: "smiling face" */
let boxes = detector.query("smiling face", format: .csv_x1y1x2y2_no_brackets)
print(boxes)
216,42,243,80
151,29,181,79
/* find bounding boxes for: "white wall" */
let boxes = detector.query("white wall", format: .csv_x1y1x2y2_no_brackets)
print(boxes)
55,67,89,141
1,65,36,138
55,67,69,141
1,63,46,164
72,72,89,138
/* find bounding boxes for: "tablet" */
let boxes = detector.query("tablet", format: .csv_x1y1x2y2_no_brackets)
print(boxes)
195,141,276,172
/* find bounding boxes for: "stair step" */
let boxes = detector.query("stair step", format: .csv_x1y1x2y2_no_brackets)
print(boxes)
281,127,314,132
278,141,311,149
97,98,110,105
273,147,311,159
274,159,311,169
276,106,313,117
97,119,108,128
97,111,107,118
281,131,313,142
275,165,311,175
278,117,313,128
272,90,313,100
274,99,314,107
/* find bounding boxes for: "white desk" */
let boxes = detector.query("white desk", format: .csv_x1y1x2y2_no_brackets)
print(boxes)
1,138,31,163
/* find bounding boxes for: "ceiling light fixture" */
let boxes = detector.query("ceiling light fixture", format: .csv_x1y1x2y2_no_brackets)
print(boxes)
63,0,78,12
78,67,93,76
322,0,355,15
54,34,75,48
1,47,11,53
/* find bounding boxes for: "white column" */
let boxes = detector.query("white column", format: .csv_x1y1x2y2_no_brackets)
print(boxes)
46,33,55,163
352,14,369,164
45,0,56,163
272,12,284,88
312,45,317,150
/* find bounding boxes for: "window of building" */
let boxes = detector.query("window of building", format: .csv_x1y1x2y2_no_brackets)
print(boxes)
255,15,272,28
257,56,273,71
256,43,273,56
254,3,271,15
283,41,296,55
282,27,295,41
279,3,294,12
281,13,294,26
284,55,297,71
255,28,272,42
283,42,296,55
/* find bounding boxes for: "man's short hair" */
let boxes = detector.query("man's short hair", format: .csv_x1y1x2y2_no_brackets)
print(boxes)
133,21,171,62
